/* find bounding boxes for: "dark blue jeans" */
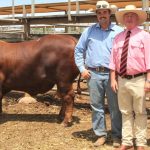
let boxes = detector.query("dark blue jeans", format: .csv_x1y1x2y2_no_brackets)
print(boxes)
87,70,122,139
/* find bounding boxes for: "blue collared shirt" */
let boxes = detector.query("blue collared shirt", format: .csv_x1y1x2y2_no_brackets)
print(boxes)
74,23,123,73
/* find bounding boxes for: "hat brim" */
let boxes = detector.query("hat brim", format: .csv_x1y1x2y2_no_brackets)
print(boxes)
115,10,147,25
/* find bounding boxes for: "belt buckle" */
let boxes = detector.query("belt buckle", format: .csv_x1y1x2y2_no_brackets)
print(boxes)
101,67,105,72
132,75,135,78
126,76,131,79
96,67,105,72
126,75,133,79
96,67,100,72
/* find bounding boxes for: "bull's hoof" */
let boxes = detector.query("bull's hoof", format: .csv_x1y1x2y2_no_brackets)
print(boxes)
62,121,73,127
57,117,73,127
57,115,73,127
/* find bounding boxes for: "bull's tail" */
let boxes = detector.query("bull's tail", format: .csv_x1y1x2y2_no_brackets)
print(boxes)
76,74,82,94
76,74,88,94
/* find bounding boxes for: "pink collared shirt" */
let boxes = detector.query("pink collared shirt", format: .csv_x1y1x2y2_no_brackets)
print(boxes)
109,27,150,75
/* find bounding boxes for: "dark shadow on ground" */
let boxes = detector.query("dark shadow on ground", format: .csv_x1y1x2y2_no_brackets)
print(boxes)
72,128,150,148
0,113,80,126
4,91,110,114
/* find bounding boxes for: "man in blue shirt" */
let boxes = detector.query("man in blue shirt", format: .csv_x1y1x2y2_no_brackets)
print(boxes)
75,0,123,147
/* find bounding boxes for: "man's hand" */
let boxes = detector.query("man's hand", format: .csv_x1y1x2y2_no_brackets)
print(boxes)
81,69,91,79
110,70,118,93
111,79,118,93
144,80,150,92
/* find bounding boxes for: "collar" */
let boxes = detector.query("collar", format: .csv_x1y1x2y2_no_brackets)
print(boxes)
125,27,139,34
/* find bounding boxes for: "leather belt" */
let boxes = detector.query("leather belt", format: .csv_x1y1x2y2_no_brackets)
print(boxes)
119,72,146,79
88,66,109,72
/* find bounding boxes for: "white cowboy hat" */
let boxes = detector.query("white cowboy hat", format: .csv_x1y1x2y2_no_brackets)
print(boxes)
115,5,147,25
96,1,118,14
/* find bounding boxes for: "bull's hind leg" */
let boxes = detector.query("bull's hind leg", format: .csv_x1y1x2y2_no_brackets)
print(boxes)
0,89,10,113
0,73,5,113
57,84,75,127
0,89,4,113
0,98,2,113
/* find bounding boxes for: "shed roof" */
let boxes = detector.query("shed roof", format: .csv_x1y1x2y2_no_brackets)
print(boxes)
0,0,148,15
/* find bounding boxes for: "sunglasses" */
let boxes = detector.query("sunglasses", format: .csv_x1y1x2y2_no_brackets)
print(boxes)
96,4,108,9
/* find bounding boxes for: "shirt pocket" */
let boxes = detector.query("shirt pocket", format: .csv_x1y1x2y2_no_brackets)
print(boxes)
115,41,124,60
129,41,144,58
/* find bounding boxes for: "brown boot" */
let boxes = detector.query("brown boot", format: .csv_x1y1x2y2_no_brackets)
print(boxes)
93,136,106,147
137,146,145,150
120,144,134,150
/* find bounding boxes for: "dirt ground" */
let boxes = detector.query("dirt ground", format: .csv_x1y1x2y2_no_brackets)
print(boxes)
0,89,150,150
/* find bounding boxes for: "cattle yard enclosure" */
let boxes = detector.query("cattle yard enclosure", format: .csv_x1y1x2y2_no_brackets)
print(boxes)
0,1,150,149
0,0,149,41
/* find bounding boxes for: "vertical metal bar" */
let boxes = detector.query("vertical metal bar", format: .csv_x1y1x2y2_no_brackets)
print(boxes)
23,5,27,18
76,0,79,14
68,0,72,21
12,0,15,19
142,0,149,11
31,0,35,17
142,0,149,31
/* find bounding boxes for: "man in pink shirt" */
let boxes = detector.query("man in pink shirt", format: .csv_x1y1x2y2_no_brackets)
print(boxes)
109,5,150,150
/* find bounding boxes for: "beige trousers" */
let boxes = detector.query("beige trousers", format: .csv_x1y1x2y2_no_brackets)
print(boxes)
118,75,147,146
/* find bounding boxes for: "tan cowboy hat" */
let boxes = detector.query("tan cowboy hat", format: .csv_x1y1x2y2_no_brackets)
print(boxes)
115,5,147,25
96,1,118,14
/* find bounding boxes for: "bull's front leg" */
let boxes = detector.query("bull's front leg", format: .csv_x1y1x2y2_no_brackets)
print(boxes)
58,88,75,127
